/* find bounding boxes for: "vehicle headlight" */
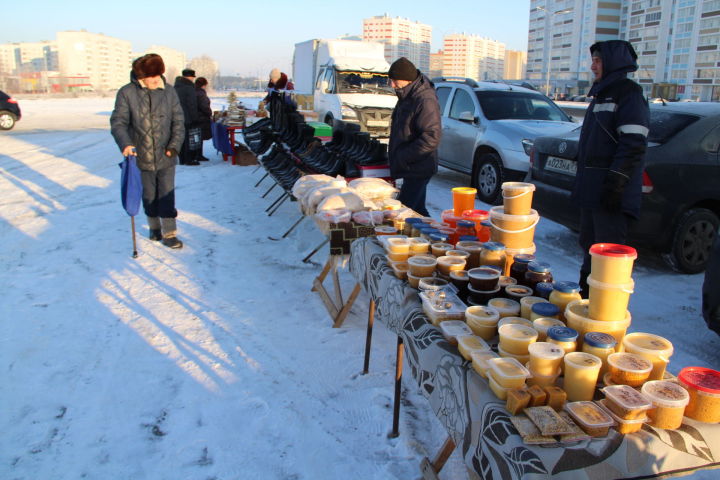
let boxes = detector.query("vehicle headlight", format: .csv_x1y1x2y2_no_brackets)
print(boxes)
341,104,357,119
522,139,534,156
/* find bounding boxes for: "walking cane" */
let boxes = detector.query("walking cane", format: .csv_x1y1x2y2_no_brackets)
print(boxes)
131,216,138,258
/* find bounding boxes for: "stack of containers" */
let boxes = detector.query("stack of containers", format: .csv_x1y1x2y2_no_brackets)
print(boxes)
498,323,538,364
565,243,637,350
489,182,539,275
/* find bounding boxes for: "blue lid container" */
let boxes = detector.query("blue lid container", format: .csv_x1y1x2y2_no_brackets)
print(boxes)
457,220,475,229
458,235,478,241
547,326,578,342
484,241,506,251
553,281,582,294
429,232,449,242
527,261,552,273
534,282,554,299
513,254,536,265
406,217,423,225
584,332,617,349
531,302,561,317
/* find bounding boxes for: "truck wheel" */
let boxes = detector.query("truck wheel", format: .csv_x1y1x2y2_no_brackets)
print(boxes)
474,152,504,204
665,208,719,274
0,111,16,130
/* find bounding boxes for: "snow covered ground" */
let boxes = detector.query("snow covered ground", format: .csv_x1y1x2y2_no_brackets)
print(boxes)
1,96,718,480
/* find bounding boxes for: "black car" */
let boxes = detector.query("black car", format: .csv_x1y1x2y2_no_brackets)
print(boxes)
529,102,720,274
0,90,21,130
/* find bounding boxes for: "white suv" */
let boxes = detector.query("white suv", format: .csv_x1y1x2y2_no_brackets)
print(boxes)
435,79,577,203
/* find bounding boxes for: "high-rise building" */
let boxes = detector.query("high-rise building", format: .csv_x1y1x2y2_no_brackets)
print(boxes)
442,34,506,82
56,30,132,91
504,50,527,80
526,0,720,100
145,45,187,83
429,50,444,79
362,14,432,73
0,41,58,74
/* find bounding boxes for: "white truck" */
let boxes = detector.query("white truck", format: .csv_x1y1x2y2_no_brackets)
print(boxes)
292,39,397,137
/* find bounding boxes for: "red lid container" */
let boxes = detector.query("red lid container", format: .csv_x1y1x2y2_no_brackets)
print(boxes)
678,367,720,394
589,243,638,259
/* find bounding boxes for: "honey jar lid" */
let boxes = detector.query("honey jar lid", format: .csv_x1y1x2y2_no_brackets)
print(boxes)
513,254,536,264
484,241,506,251
458,235,477,242
528,261,552,273
406,217,424,225
553,281,581,294
480,219,492,226
429,233,449,242
547,326,578,342
457,220,475,228
535,282,554,298
678,367,720,395
584,332,617,349
531,302,560,317
589,243,637,259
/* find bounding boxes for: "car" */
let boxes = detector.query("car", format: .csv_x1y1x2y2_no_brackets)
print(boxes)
0,90,21,130
529,102,720,273
434,78,577,203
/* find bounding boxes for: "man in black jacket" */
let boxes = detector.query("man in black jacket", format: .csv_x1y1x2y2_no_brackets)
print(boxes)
111,54,186,248
702,233,720,336
175,68,201,166
573,41,649,295
387,57,442,217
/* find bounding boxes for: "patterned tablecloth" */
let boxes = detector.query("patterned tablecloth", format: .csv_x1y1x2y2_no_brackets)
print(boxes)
349,237,720,480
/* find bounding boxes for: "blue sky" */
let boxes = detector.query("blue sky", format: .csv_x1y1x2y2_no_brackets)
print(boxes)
5,0,531,76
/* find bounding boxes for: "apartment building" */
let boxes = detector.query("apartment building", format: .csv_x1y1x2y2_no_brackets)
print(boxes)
362,14,432,73
504,50,528,80
429,50,444,78
442,33,506,82
0,41,58,74
56,30,132,91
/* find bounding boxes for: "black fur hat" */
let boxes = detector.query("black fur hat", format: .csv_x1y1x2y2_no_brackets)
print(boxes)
132,54,165,79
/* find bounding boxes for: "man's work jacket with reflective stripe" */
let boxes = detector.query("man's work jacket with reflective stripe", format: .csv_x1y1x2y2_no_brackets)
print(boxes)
573,40,650,218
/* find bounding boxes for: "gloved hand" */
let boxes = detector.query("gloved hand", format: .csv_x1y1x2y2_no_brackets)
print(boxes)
601,170,628,212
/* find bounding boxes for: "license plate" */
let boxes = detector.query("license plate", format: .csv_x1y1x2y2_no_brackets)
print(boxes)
365,120,389,127
545,155,577,175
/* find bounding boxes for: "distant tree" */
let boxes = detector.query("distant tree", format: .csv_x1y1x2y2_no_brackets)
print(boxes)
188,55,219,88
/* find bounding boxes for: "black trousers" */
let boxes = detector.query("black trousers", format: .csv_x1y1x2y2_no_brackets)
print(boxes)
141,166,177,218
397,176,431,217
578,208,629,297
179,127,199,164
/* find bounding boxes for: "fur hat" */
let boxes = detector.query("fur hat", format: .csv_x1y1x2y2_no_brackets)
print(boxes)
274,72,288,90
388,57,418,82
182,68,196,77
269,68,281,83
132,54,165,79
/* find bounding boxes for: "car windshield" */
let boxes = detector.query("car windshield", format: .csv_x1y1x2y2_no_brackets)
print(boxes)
336,70,395,95
475,91,570,122
648,111,699,144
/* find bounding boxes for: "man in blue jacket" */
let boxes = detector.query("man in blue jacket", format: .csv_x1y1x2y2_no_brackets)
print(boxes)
387,57,442,217
573,40,649,295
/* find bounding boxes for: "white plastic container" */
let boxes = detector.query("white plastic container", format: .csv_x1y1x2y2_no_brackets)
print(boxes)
457,334,492,360
498,323,538,355
488,297,521,318
440,320,473,346
486,357,531,389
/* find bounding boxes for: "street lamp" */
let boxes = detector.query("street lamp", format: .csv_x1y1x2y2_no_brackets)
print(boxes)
537,5,572,97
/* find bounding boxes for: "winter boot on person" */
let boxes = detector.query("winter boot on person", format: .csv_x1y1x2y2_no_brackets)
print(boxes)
148,216,162,241
160,217,183,249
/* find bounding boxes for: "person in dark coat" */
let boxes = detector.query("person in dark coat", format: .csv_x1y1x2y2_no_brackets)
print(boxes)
702,232,720,336
175,68,201,166
387,57,442,217
195,77,212,162
110,53,186,249
263,68,294,103
572,40,649,295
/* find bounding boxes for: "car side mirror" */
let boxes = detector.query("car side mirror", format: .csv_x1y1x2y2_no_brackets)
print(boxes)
458,111,475,123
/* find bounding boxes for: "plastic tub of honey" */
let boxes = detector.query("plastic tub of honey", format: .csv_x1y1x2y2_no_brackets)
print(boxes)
565,299,631,349
467,266,500,291
418,277,449,292
387,251,410,262
505,284,534,302
408,237,431,255
497,344,531,364
530,302,560,323
488,373,512,400
498,276,517,291
452,187,477,216
587,275,634,322
487,357,531,389
622,332,674,381
607,353,652,387
564,352,603,402
467,283,501,305
465,305,500,339
407,271,431,289
520,296,549,320
488,297,521,318
501,182,536,215
457,334,492,361
596,399,647,434
431,242,454,257
589,243,637,284
446,249,470,260
565,401,615,436
498,316,534,329
390,261,409,280
471,350,499,378
525,362,560,388
386,237,410,254
582,332,617,378
436,255,467,276
408,255,437,277
528,341,565,376
678,367,720,423
601,385,653,420
489,206,539,249
641,380,690,430
440,209,464,228
440,320,473,346
375,225,397,236
498,323,538,355
533,317,565,342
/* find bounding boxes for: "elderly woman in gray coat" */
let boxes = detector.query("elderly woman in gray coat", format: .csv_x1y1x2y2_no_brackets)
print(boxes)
110,53,186,249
